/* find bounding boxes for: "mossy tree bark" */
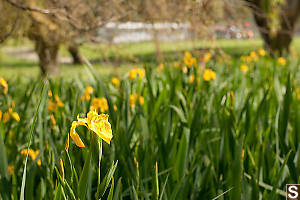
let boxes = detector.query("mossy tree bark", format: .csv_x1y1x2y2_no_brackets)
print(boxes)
34,37,60,76
246,0,300,54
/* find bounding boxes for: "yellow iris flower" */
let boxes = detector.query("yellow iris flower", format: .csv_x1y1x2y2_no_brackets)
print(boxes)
48,90,53,97
184,52,192,59
3,112,10,123
0,78,8,94
50,114,56,130
242,56,253,63
129,95,136,107
240,64,249,73
250,51,258,61
258,49,266,56
278,57,286,66
111,77,120,87
1,107,20,123
189,75,195,83
65,133,70,152
129,68,145,80
90,97,109,113
113,105,118,111
129,94,144,107
70,110,112,147
134,157,139,168
184,52,197,67
203,52,212,63
296,88,300,100
129,70,137,79
80,86,94,101
48,94,64,113
203,69,216,81
11,112,20,122
20,149,41,166
139,96,144,105
8,165,14,176
59,158,65,181
55,95,64,107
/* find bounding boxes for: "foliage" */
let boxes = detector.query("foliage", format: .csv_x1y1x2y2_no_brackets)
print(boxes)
0,50,299,199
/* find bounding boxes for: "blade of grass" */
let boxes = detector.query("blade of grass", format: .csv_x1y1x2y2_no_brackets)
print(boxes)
159,174,169,200
20,79,48,200
113,177,122,200
0,125,9,180
107,177,115,200
78,149,92,200
211,187,233,200
244,173,286,197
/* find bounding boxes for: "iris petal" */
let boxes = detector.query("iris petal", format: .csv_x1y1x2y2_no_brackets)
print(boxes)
70,121,86,147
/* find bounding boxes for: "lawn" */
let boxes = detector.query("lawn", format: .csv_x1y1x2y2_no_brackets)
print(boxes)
0,37,266,79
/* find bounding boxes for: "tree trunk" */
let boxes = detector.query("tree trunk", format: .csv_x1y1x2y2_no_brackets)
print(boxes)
253,18,293,54
152,26,163,61
35,38,60,76
246,0,300,54
68,44,83,64
252,8,294,54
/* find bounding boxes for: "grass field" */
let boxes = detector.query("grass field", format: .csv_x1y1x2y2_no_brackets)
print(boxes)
1,38,265,79
1,38,300,199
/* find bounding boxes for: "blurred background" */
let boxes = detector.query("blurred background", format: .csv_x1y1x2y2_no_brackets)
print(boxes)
0,0,300,78
2,1,300,199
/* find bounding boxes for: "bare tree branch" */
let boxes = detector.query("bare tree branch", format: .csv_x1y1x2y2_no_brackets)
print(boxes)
0,10,19,44
5,0,51,14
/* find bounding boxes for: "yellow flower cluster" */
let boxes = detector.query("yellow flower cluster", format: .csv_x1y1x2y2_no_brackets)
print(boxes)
129,68,145,80
250,51,258,61
184,52,197,67
203,69,216,81
240,49,266,63
48,94,64,113
90,97,109,113
111,77,120,87
20,149,41,166
80,86,94,101
129,94,144,107
0,78,8,94
69,110,112,146
240,56,253,63
0,103,20,123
